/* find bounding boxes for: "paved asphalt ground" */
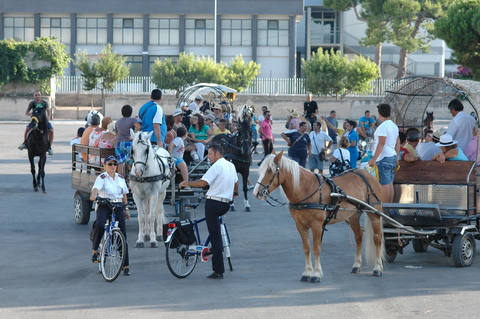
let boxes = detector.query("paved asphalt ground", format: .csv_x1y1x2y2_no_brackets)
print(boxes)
1,118,479,318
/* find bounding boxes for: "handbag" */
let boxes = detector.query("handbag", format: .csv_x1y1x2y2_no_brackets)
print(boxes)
329,149,351,177
312,132,326,161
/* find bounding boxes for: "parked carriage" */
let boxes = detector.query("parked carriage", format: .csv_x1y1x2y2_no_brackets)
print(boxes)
71,144,206,225
380,76,480,267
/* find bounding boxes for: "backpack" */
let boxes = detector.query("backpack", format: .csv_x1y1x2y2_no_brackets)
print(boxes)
329,149,351,177
163,219,196,247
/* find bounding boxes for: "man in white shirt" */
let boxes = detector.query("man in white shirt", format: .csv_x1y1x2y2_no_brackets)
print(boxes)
447,99,476,150
188,95,203,113
308,121,332,173
416,129,442,160
179,144,237,279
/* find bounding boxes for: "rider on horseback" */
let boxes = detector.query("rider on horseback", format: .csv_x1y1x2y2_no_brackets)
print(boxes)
18,90,54,155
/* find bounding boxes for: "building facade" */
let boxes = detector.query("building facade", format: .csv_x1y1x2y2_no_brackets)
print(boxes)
1,0,304,78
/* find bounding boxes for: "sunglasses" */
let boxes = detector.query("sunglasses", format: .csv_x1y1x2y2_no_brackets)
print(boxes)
106,162,118,166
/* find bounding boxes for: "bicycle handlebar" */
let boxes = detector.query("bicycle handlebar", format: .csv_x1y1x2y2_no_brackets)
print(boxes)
96,197,127,210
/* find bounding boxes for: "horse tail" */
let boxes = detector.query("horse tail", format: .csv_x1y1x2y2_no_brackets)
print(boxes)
364,213,386,266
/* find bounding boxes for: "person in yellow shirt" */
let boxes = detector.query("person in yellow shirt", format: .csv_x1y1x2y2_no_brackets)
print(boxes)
213,119,231,135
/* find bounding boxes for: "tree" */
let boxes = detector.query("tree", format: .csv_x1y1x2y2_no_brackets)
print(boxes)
0,37,69,94
151,53,260,95
325,0,454,79
433,0,480,80
302,48,379,99
75,44,129,112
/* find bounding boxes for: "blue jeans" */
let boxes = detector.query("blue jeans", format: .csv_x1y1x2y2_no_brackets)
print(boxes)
377,155,396,185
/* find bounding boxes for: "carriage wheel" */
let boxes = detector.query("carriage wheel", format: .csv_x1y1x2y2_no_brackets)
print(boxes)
74,192,92,224
385,245,398,263
166,229,198,278
452,232,476,267
412,238,429,253
100,229,126,282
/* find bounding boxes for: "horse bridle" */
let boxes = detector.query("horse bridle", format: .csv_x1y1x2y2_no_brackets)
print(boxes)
130,134,174,182
256,165,287,207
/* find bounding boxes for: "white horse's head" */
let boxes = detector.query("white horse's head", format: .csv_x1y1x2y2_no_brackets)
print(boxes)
131,130,153,177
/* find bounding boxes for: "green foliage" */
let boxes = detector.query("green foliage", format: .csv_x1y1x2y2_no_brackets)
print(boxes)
433,0,480,80
302,48,379,99
0,37,69,93
74,44,129,93
151,52,260,94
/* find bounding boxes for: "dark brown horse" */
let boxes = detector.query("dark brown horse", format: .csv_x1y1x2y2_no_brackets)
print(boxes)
26,108,49,193
254,151,385,283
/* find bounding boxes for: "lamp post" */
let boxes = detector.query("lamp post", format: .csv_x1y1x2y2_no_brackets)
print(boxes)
214,0,217,62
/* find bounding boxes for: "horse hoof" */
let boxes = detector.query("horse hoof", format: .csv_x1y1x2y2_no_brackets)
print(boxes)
372,270,382,277
150,242,158,248
42,190,47,194
135,242,144,248
245,207,251,212
230,206,235,211
351,267,361,274
300,275,310,282
156,236,163,242
34,187,39,192
308,277,321,283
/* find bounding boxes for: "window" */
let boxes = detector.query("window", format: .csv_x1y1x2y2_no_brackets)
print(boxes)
149,18,179,46
257,19,289,46
185,19,214,46
77,18,107,45
311,11,338,44
124,55,143,76
3,17,35,42
113,18,143,45
221,19,251,46
40,17,71,43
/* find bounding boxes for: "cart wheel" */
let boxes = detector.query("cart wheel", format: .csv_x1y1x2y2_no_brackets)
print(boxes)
74,192,92,224
385,246,397,263
452,232,476,267
412,238,429,253
179,199,193,220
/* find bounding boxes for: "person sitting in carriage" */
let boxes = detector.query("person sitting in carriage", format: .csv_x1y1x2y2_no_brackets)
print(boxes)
432,134,468,163
168,127,190,190
214,119,231,135
399,129,420,162
18,90,54,155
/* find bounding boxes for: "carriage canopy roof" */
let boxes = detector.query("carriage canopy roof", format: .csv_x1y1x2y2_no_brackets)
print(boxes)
177,83,237,108
383,76,480,128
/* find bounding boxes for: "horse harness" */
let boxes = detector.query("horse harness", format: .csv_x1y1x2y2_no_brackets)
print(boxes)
285,170,382,232
129,135,174,183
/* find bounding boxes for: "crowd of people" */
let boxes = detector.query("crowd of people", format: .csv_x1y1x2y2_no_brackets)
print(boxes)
20,88,479,279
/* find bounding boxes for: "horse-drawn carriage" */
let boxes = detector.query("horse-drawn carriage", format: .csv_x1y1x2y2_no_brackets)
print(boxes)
71,143,202,226
380,76,480,267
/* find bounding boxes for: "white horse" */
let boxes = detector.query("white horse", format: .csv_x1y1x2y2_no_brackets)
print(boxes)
129,130,174,248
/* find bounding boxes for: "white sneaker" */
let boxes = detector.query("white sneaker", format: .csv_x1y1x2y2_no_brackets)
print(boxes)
18,143,27,150
247,185,254,190
47,148,54,156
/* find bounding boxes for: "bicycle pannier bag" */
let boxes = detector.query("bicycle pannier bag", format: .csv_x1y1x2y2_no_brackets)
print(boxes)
176,219,196,245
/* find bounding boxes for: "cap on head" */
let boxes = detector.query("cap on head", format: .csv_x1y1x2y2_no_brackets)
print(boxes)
104,155,117,163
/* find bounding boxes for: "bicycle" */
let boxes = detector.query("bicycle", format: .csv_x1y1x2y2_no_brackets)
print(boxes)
164,201,232,278
95,197,127,282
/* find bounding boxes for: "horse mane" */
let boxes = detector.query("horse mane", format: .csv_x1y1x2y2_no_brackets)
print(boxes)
259,154,302,189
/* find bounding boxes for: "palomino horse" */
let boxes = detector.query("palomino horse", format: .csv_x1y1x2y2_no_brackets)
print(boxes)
211,105,254,211
129,130,175,248
26,108,49,193
253,151,385,282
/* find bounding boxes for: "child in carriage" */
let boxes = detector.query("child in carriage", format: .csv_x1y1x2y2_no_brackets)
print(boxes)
168,127,190,190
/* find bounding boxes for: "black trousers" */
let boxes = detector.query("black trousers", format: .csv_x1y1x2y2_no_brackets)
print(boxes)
92,204,129,267
262,138,273,156
205,199,230,274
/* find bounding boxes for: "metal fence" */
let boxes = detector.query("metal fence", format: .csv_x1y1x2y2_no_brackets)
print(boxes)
56,76,398,97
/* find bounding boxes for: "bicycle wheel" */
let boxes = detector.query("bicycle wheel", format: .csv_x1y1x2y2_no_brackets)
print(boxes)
100,229,126,282
166,229,198,278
